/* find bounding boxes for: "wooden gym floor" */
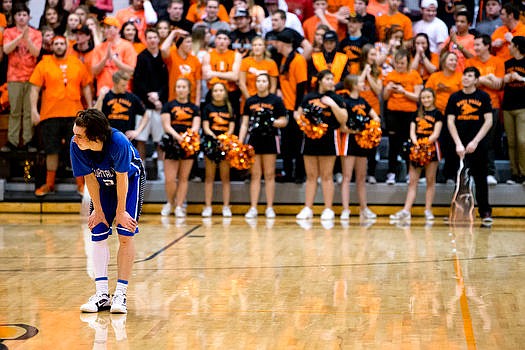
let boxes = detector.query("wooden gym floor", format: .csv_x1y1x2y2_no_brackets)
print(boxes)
0,212,524,349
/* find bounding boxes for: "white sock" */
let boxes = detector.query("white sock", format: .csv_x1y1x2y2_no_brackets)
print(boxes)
93,240,109,294
115,280,128,295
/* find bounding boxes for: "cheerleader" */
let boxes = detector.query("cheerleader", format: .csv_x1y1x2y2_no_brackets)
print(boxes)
339,75,381,221
295,70,348,220
160,78,201,218
239,73,288,218
390,88,443,222
201,81,236,217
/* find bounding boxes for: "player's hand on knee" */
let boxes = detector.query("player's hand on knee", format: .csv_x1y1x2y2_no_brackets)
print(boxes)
116,211,137,232
88,210,109,230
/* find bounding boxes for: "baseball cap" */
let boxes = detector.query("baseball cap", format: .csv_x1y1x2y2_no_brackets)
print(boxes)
323,30,338,42
102,16,120,28
234,8,249,17
73,24,91,35
276,30,294,44
420,0,438,8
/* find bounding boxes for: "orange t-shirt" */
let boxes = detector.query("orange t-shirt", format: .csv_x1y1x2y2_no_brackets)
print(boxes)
491,21,525,61
240,57,279,97
367,0,390,17
279,53,308,111
165,46,202,104
29,55,92,120
0,13,7,29
425,71,463,114
375,12,413,42
187,3,230,23
440,34,475,74
208,49,238,92
116,7,147,44
303,12,345,43
92,39,137,95
3,26,42,82
465,55,505,109
132,42,146,54
67,46,96,80
383,69,422,112
327,0,354,13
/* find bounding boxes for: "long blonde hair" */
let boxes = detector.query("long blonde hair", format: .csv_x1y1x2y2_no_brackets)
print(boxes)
249,36,270,59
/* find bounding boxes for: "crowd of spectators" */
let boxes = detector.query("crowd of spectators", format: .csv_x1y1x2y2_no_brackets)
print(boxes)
0,0,524,221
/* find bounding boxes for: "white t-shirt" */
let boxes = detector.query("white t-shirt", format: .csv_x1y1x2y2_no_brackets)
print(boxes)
261,12,304,39
413,18,449,53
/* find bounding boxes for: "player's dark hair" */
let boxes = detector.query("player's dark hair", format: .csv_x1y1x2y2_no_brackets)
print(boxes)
75,109,112,143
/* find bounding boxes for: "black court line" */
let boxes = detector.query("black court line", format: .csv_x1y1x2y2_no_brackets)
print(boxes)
133,225,201,263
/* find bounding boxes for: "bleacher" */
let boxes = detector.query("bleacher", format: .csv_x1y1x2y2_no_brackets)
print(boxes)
1,113,525,211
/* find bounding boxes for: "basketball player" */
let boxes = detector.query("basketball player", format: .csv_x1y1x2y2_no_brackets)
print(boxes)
71,109,145,314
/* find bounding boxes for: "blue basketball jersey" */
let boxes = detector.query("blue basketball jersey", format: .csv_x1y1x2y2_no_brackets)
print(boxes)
71,128,142,187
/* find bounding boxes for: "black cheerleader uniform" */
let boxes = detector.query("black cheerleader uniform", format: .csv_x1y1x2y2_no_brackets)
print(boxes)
161,99,200,160
201,103,235,136
243,93,287,154
412,108,443,164
300,91,346,156
341,95,375,158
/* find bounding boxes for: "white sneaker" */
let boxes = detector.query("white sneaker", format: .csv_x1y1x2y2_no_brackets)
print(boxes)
175,206,186,218
161,202,173,216
360,207,377,219
418,177,426,184
390,210,411,221
446,179,455,185
386,173,396,185
265,207,276,218
296,206,313,220
487,175,497,185
424,210,435,221
201,206,212,217
320,208,335,220
405,175,410,183
340,209,351,220
367,176,377,184
110,293,127,314
80,292,111,313
222,205,232,217
245,207,258,218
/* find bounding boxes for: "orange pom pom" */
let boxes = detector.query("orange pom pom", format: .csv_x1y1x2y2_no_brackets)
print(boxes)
180,129,201,156
296,114,328,139
409,137,436,167
217,133,255,169
355,119,382,149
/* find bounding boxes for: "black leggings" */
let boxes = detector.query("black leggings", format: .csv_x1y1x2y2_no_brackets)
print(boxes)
385,110,414,174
